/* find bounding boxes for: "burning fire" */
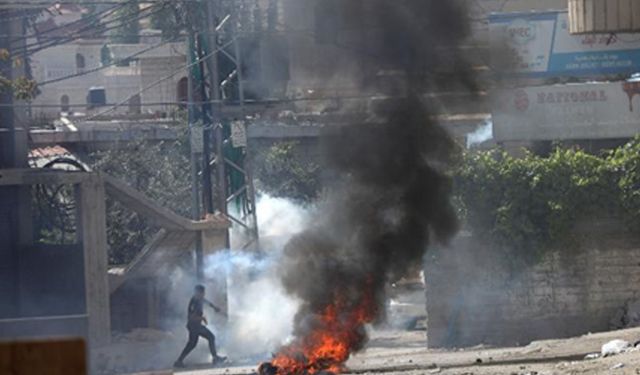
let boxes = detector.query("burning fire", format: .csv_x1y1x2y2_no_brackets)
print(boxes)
263,290,377,375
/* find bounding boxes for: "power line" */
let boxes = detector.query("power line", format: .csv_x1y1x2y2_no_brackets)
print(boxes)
86,37,236,119
2,33,184,40
11,4,127,56
37,35,182,86
19,2,165,56
0,0,204,7
7,3,123,44
0,8,41,22
6,95,401,108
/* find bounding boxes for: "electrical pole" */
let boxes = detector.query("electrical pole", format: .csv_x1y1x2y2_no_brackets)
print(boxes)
196,1,260,251
199,33,215,216
205,0,230,248
187,34,205,281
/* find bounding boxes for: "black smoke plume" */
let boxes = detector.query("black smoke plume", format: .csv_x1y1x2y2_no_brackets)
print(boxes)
273,0,476,370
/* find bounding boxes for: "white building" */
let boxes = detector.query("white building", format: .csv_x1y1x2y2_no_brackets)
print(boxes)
30,41,187,118
28,5,188,119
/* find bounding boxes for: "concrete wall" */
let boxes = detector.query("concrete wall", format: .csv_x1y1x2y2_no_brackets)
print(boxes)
425,219,640,348
0,244,87,341
18,244,86,317
111,279,155,333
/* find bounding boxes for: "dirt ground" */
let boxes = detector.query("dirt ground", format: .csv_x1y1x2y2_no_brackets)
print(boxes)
152,327,640,375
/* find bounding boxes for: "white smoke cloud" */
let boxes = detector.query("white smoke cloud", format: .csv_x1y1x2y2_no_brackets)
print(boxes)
230,194,311,251
257,194,312,250
204,250,299,361
466,118,493,148
204,195,310,361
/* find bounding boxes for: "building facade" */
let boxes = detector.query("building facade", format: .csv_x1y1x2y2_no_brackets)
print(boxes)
30,41,187,118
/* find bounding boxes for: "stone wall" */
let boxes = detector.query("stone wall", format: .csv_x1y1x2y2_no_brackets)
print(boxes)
425,219,640,348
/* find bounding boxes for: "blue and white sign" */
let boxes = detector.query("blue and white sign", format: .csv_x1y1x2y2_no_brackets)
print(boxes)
489,10,640,77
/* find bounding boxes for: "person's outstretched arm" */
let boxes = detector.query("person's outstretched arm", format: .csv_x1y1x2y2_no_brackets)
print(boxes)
204,299,227,317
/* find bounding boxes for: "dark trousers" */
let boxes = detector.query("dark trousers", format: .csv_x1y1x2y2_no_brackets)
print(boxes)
177,324,217,362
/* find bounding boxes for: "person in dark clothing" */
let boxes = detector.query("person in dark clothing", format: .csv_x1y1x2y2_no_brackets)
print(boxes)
174,284,227,368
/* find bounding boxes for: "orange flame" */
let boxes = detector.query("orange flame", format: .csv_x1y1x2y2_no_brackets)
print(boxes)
271,291,376,375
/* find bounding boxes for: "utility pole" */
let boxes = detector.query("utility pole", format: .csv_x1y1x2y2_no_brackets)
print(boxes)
196,1,260,251
199,33,215,216
230,4,260,249
187,34,205,281
201,0,229,315
205,0,230,247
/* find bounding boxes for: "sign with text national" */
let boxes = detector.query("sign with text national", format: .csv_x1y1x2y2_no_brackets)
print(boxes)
493,81,640,141
489,10,640,77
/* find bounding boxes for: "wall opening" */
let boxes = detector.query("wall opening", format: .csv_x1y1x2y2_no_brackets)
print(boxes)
177,76,188,109
75,53,86,72
128,94,141,114
60,95,70,112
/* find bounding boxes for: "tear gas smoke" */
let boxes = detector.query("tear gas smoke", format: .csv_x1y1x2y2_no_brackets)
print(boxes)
231,194,312,250
204,250,300,360
267,1,477,374
254,195,313,250
157,195,310,365
466,119,493,148
207,195,310,360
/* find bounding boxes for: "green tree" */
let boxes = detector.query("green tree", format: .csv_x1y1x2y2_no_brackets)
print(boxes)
255,141,321,203
452,142,638,266
0,49,39,100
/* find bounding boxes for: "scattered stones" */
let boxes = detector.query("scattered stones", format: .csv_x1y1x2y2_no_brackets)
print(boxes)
475,358,483,364
555,362,572,370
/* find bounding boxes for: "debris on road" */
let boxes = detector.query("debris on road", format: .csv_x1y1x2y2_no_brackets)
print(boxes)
601,339,630,357
583,353,600,360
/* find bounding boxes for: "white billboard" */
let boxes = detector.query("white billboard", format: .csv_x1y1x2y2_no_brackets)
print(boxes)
493,81,640,141
489,10,640,76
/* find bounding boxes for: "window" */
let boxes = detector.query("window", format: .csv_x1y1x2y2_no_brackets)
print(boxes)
128,94,141,114
60,95,70,112
75,53,85,72
177,77,188,108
